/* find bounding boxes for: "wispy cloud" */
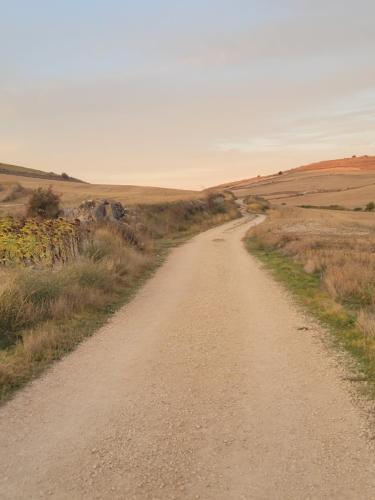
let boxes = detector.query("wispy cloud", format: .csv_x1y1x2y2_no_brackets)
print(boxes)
0,0,374,188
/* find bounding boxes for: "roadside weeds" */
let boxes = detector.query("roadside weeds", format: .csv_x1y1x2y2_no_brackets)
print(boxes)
0,198,240,403
245,208,375,398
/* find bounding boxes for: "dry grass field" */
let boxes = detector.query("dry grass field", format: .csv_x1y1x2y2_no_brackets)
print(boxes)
0,173,200,216
0,161,83,182
246,206,375,388
219,156,375,209
249,207,375,302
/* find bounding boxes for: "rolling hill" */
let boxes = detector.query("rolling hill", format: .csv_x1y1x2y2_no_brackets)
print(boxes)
0,163,200,216
218,155,375,209
3,155,375,216
0,162,84,183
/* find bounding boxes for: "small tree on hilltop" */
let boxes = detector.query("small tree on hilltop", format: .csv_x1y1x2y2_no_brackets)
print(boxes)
365,201,375,212
27,186,61,219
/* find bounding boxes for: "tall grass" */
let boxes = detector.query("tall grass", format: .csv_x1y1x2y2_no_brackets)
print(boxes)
248,208,375,307
0,225,153,398
0,195,239,401
246,207,375,391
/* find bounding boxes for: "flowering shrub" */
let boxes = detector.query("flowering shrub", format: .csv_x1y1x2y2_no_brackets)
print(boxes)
0,217,82,266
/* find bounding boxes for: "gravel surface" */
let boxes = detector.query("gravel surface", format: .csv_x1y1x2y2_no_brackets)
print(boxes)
0,214,374,499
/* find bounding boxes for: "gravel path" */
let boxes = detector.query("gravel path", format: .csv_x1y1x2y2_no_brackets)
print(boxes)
1,214,374,499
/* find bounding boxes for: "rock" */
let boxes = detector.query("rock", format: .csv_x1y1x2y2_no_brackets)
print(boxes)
110,202,126,220
63,199,128,223
94,201,108,221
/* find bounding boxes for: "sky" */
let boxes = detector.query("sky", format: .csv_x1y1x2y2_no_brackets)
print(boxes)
1,0,374,189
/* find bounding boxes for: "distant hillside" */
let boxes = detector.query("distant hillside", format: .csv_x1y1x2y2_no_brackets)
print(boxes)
213,156,375,209
292,155,375,173
0,162,85,183
0,171,201,217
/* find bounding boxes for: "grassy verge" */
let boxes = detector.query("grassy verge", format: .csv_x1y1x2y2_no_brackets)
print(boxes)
246,233,375,397
0,232,154,402
0,198,239,403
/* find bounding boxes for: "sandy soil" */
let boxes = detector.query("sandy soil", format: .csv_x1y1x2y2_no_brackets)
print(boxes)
0,214,374,499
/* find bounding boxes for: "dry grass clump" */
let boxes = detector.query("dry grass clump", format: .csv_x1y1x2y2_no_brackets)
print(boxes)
0,224,153,398
357,310,375,338
0,225,153,346
1,183,31,202
247,207,375,368
132,196,238,239
243,195,270,213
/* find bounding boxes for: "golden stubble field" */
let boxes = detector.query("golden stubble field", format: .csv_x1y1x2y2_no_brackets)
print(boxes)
251,206,375,303
248,206,375,380
0,173,200,216
221,156,375,209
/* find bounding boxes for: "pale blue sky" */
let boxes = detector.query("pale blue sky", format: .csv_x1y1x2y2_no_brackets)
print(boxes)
1,0,374,188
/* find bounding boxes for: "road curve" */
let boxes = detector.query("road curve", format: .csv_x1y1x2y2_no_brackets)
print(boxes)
1,214,374,499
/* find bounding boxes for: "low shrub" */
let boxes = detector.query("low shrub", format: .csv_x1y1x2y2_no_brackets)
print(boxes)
244,195,270,213
27,186,61,219
0,217,82,265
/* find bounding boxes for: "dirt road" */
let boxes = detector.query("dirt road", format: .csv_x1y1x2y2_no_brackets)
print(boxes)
1,214,374,499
